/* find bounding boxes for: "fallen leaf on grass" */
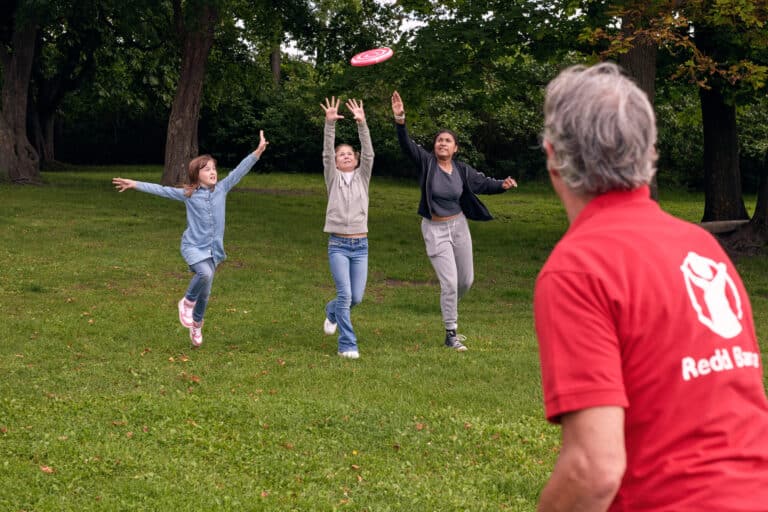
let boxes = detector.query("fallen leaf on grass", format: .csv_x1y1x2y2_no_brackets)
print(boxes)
178,372,201,384
40,466,55,474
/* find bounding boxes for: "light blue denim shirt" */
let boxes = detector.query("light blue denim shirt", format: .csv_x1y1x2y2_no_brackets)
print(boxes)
135,153,259,267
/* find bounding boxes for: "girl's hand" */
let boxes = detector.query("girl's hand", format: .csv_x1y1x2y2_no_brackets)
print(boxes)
345,98,365,124
254,130,269,157
321,96,344,122
502,176,518,190
112,177,136,192
391,91,405,117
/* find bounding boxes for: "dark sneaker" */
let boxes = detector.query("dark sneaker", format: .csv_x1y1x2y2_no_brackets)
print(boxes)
445,333,468,351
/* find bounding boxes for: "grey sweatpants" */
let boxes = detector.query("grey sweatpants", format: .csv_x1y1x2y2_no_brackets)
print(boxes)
421,214,474,331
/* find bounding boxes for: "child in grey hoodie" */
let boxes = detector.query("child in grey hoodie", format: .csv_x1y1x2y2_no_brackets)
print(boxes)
320,96,374,359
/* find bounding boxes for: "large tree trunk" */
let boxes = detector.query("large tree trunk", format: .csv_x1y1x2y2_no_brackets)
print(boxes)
28,99,56,165
750,158,768,230
0,21,40,184
270,46,281,86
162,4,218,186
699,85,748,222
618,37,658,200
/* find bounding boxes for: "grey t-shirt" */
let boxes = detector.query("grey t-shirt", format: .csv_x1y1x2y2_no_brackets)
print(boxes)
430,167,463,217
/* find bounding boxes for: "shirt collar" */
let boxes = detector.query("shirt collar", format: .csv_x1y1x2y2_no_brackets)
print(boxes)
570,185,652,231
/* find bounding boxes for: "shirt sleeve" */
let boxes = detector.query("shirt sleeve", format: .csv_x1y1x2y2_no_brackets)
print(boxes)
218,153,259,193
134,181,187,201
356,121,374,182
323,120,337,190
395,123,430,173
464,164,506,195
534,269,629,423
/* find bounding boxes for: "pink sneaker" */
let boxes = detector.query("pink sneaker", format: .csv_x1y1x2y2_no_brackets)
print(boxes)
178,298,195,328
189,321,203,348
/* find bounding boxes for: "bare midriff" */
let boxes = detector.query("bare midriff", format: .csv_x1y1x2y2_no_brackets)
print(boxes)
429,213,461,222
333,233,367,238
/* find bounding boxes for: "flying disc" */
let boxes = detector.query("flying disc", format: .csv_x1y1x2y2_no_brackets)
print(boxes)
350,47,393,67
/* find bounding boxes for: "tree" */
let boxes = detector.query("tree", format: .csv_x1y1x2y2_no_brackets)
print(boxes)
585,0,768,224
0,1,39,183
163,0,219,185
29,0,110,166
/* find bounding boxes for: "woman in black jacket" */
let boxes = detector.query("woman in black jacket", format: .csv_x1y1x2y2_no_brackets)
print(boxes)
391,91,517,351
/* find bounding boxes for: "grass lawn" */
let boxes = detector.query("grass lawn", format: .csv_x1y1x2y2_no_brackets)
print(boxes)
1,167,767,511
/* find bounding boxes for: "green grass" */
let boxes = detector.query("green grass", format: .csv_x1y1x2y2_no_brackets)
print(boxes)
1,169,767,511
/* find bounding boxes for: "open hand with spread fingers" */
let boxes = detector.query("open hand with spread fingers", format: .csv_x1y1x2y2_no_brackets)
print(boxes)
321,96,344,122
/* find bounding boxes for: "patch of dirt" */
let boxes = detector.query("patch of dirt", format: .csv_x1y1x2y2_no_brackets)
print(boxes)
715,223,768,260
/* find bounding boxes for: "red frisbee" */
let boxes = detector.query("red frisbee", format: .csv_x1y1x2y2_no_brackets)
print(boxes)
350,47,394,67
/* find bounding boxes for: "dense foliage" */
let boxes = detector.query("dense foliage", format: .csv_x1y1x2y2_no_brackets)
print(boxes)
4,0,767,189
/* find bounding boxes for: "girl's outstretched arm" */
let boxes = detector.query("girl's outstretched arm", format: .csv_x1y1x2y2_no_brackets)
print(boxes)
347,98,374,180
112,177,137,192
219,130,270,193
321,97,341,186
113,176,186,200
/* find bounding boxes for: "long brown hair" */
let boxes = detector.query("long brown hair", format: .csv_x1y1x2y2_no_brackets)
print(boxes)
184,154,216,197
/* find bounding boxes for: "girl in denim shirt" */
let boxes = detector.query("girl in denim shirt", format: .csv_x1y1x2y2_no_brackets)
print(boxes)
112,131,269,348
320,97,374,359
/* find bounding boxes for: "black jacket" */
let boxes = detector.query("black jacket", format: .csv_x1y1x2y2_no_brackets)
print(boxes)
396,123,507,221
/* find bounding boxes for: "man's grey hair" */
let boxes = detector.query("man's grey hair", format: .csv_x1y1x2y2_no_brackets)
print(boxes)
543,62,657,195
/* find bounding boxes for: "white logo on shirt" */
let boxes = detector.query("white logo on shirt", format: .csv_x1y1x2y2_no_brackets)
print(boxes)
680,252,743,339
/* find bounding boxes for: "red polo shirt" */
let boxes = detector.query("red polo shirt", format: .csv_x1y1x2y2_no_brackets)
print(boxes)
535,186,768,511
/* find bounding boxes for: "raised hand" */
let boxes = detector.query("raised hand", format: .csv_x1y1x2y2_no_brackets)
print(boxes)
321,96,344,122
391,91,405,117
254,130,269,157
345,98,365,124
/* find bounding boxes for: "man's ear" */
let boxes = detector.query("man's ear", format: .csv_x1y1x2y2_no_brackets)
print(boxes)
543,140,560,178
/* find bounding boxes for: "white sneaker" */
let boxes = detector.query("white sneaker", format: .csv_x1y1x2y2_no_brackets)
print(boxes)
189,322,203,348
338,350,359,359
178,298,195,328
323,317,337,335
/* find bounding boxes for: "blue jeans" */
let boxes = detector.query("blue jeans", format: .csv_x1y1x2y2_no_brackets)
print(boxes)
326,236,368,353
185,258,216,323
